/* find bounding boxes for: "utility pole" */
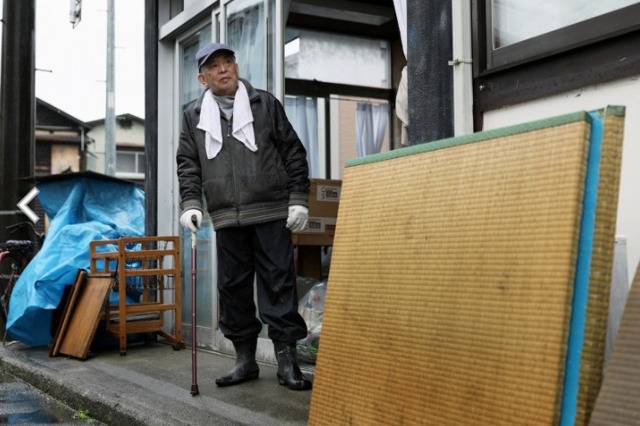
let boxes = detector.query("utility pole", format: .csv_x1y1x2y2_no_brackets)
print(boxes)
105,0,116,176
0,0,36,242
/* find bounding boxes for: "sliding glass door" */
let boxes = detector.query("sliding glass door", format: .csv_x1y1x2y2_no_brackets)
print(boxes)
177,24,215,347
225,0,276,92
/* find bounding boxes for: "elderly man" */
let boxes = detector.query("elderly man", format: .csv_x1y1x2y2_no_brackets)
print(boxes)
176,42,312,391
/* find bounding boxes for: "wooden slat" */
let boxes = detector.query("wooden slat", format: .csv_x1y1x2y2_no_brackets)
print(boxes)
119,236,178,244
107,319,162,334
123,268,176,277
107,303,176,314
90,239,119,248
90,252,120,259
123,249,175,260
58,273,113,359
50,270,86,357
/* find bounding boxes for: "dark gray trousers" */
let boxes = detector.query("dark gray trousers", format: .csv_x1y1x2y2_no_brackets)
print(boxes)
215,219,307,344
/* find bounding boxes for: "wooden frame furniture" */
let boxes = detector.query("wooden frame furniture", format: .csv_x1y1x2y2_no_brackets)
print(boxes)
89,236,183,355
52,272,114,360
50,269,87,357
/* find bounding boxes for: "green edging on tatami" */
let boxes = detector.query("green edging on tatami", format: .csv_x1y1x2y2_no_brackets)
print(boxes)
602,105,626,117
347,110,591,168
591,105,626,118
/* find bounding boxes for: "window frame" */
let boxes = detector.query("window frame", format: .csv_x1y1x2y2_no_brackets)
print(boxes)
484,2,640,73
115,148,145,180
471,0,640,120
285,78,395,179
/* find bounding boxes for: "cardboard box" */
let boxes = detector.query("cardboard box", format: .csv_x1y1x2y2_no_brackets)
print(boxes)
309,179,341,220
293,179,341,246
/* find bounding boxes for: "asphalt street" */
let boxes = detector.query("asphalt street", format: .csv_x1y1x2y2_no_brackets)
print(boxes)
0,370,101,425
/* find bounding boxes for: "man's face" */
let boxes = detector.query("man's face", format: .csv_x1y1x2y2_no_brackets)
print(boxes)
197,53,239,96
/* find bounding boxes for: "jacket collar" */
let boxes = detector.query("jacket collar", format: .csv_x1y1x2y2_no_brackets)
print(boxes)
194,78,259,114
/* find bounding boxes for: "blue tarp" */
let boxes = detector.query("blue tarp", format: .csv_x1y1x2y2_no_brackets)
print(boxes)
6,175,145,346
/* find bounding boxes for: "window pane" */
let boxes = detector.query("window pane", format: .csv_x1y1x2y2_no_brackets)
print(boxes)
116,152,136,173
285,28,391,89
178,24,218,344
285,96,321,178
180,26,212,112
182,223,214,328
355,102,388,158
331,97,389,179
226,0,268,90
492,0,639,49
137,153,146,174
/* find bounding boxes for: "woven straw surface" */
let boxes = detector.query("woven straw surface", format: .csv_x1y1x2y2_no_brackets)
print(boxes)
309,121,591,425
576,108,625,425
590,264,640,426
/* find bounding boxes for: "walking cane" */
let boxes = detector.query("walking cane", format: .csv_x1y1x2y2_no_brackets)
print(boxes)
190,217,199,396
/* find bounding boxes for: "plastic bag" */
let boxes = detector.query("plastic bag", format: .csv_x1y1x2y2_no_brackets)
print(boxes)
297,281,326,363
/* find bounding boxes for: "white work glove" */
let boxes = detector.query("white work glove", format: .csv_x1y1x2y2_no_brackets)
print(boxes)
286,205,308,233
180,209,202,233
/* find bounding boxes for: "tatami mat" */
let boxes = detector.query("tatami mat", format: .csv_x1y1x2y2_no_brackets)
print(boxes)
309,109,624,425
576,108,625,425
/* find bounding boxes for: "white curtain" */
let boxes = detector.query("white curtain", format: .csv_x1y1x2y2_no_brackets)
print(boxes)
392,0,407,56
396,67,409,146
392,0,409,145
226,0,266,89
356,103,388,158
284,96,319,177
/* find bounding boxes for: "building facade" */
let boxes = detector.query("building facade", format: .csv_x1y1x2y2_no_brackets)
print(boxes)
147,0,640,363
35,98,91,176
86,114,146,182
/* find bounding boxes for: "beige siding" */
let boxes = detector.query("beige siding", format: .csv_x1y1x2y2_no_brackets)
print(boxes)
86,120,145,173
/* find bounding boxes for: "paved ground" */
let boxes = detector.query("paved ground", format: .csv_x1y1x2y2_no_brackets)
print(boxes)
0,370,103,424
0,341,311,425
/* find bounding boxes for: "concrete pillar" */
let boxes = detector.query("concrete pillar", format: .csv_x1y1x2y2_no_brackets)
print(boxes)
144,0,159,236
407,0,454,144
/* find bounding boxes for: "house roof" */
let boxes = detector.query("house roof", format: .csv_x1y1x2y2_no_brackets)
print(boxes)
35,170,139,186
36,98,92,131
85,113,145,127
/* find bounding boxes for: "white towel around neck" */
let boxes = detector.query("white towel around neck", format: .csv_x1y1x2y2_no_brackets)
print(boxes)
197,81,257,159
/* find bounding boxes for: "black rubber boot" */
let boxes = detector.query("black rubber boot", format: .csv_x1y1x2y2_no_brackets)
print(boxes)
274,341,312,391
215,339,259,387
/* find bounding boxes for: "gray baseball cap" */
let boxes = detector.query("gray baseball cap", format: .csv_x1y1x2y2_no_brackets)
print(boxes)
195,42,235,70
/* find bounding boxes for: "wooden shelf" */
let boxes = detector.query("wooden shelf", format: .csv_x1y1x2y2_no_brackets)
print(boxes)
90,236,183,355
